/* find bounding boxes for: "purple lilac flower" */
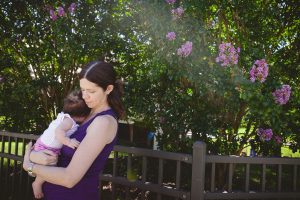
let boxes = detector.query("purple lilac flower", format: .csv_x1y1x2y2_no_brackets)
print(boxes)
257,128,273,141
171,7,184,20
274,136,282,144
165,0,176,4
49,9,57,21
215,42,240,67
249,59,268,83
166,32,176,41
68,3,76,14
57,6,65,17
0,76,3,83
177,41,193,57
272,84,291,105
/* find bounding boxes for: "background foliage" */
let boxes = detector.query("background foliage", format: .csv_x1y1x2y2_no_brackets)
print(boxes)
0,0,134,132
0,0,299,156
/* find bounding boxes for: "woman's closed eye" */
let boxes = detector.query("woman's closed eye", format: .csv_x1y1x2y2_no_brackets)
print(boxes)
81,89,95,94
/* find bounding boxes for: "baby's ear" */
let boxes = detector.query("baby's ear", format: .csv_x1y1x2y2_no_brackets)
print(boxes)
105,85,114,95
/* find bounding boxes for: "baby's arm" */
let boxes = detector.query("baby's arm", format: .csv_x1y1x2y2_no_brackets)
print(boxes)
55,117,80,149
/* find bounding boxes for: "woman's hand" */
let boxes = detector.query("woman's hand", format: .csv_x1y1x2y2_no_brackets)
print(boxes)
23,142,33,171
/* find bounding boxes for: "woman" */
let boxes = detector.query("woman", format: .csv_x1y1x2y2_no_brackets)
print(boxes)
23,61,125,200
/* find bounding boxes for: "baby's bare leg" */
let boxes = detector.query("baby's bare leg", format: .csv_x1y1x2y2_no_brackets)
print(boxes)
32,176,44,199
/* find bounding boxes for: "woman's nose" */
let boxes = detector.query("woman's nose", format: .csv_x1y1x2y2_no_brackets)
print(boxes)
82,91,88,99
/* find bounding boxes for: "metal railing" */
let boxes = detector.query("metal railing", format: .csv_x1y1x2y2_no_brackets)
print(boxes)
1,131,300,200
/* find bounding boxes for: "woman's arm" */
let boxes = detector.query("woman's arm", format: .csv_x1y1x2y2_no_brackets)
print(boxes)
23,115,117,188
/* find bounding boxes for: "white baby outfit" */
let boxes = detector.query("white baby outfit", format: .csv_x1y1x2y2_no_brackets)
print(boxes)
34,112,79,154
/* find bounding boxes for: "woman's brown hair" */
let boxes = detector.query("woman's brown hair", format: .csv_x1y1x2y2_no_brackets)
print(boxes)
78,61,125,119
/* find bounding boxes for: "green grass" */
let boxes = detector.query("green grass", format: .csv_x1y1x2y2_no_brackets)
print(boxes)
243,145,300,158
281,146,300,157
0,141,25,167
0,141,25,156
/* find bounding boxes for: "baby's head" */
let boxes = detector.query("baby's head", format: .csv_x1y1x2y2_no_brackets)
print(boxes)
63,90,91,123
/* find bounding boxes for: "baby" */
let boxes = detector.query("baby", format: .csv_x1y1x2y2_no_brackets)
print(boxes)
32,90,91,199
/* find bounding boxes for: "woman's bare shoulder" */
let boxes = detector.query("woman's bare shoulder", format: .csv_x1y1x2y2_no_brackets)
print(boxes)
87,114,118,142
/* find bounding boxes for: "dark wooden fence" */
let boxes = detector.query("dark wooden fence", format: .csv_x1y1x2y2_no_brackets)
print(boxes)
0,131,37,200
1,131,300,200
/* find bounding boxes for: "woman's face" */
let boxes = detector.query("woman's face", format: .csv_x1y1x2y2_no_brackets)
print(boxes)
80,78,108,109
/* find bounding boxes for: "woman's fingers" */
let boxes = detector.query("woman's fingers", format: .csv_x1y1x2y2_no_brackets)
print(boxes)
23,142,32,170
25,142,32,153
24,142,33,158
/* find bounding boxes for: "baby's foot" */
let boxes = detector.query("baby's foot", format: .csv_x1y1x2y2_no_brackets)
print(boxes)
32,181,44,199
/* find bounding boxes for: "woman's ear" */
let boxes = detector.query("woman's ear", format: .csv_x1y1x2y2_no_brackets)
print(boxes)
105,85,114,95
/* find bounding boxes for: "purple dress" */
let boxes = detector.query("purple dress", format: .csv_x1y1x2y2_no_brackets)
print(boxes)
43,109,117,200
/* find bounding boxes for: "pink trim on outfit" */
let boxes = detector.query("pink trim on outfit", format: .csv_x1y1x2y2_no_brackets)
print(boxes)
34,138,61,155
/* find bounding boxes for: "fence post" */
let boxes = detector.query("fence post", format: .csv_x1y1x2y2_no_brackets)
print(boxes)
191,141,206,200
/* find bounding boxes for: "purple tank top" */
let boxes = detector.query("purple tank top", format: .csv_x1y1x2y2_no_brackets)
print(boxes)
42,109,117,200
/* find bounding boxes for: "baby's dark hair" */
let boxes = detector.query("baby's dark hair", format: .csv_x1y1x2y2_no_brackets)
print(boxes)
63,90,91,117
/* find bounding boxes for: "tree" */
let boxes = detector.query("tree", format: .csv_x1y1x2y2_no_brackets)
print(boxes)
0,0,135,132
124,0,300,155
0,0,299,156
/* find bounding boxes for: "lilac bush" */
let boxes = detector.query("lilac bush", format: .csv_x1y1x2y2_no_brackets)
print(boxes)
49,3,76,21
215,42,240,67
166,32,176,41
257,128,273,141
57,6,65,17
272,84,291,105
177,41,193,57
249,59,269,83
49,9,57,21
171,7,184,20
131,0,296,156
68,3,76,14
161,0,287,154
